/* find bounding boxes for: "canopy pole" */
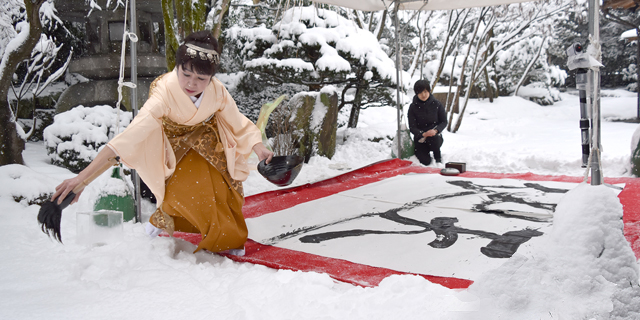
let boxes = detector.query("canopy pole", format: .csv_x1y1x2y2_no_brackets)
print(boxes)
394,0,402,159
588,0,602,186
130,0,142,221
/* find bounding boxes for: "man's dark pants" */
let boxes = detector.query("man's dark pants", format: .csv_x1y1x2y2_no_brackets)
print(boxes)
414,135,443,166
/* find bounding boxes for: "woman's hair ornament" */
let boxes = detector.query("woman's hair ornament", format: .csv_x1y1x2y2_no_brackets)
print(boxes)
185,43,219,64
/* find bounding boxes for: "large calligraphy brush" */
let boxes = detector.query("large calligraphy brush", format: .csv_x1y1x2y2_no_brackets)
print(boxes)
38,156,120,243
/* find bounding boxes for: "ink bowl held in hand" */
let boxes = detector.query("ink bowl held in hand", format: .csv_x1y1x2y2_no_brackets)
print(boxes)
258,155,304,187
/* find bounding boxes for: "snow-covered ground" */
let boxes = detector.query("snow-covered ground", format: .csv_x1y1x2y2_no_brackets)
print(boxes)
1,89,639,319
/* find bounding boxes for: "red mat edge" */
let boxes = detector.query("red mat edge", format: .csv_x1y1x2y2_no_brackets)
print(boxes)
173,233,473,289
172,159,640,289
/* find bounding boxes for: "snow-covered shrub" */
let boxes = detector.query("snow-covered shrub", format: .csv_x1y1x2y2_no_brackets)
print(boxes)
43,105,132,173
0,164,59,206
516,82,562,106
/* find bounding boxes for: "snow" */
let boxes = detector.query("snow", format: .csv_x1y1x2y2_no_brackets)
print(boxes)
0,20,29,82
244,57,315,72
235,6,410,86
43,105,132,166
621,29,638,41
2,89,640,319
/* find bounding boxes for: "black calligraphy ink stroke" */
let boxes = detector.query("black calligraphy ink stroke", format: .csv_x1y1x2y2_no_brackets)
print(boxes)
265,179,557,258
474,209,551,223
447,180,563,221
300,228,427,243
481,229,544,258
523,183,570,194
261,191,477,245
299,214,543,259
261,212,382,246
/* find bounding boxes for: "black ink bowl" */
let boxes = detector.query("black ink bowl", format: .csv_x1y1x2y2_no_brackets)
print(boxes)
257,155,304,187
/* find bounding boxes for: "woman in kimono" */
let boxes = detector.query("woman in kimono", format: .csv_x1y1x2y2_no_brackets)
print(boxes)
52,31,273,253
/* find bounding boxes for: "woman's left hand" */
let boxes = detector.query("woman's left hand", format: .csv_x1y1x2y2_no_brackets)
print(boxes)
253,142,274,164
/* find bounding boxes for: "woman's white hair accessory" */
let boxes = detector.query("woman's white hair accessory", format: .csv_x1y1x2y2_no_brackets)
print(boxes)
185,43,219,64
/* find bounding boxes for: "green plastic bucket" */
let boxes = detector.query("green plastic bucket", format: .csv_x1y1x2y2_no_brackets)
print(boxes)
93,165,136,224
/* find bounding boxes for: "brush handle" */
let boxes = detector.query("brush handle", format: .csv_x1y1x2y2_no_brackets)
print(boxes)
56,191,77,211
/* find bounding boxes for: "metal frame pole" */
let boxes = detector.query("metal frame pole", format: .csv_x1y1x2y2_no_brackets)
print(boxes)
394,1,402,159
588,0,602,186
130,0,142,222
576,68,589,168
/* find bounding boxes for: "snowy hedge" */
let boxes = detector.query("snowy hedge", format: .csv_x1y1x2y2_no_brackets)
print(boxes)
43,105,132,173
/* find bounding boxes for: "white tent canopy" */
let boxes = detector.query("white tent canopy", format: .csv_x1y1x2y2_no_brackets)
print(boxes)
312,0,531,11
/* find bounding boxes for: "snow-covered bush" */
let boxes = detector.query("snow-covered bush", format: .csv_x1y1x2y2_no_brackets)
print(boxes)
516,81,562,106
43,105,132,173
0,164,58,206
495,36,566,100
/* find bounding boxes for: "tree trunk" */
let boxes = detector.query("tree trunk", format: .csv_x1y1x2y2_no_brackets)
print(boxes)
0,0,46,166
452,9,491,133
212,0,232,40
483,66,493,102
448,9,483,133
375,10,387,41
163,0,208,71
162,0,179,71
514,36,546,97
347,85,363,128
637,28,640,119
432,9,468,88
445,49,459,113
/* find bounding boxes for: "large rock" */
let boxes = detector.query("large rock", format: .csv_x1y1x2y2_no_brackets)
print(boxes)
287,91,339,162
55,77,155,113
68,53,167,80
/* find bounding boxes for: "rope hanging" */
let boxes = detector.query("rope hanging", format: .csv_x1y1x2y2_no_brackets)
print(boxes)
114,0,138,135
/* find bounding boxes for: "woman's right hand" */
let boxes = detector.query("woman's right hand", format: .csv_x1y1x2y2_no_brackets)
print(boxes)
51,176,85,205
49,146,119,205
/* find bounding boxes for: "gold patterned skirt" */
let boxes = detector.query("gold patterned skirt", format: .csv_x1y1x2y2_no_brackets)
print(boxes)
153,149,247,253
149,114,247,253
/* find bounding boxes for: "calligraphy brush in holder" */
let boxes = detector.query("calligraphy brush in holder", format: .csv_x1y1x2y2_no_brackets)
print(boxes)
38,157,120,243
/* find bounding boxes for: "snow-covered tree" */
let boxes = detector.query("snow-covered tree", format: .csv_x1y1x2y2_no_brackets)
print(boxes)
227,5,403,128
0,0,48,165
430,2,570,132
11,33,73,137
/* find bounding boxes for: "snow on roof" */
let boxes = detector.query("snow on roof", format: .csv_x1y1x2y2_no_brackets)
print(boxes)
621,28,638,40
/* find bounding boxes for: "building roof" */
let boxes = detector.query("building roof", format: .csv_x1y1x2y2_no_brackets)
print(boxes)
602,0,639,10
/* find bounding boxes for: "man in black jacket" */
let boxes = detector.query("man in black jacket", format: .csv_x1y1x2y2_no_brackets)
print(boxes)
408,79,448,166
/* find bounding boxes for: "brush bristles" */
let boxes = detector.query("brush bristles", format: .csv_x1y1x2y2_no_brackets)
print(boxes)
37,192,75,243
38,201,63,243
